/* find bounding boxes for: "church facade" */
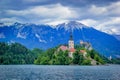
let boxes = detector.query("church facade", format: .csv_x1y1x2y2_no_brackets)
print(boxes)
68,32,75,58
58,32,76,58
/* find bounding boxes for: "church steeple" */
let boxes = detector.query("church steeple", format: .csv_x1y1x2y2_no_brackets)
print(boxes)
68,31,74,49
69,31,73,40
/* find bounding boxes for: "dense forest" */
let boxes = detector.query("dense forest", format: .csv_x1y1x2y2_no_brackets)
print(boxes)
0,42,120,65
0,42,42,64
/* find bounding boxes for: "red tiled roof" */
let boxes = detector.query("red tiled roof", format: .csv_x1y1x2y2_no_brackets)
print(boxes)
59,45,68,51
80,50,86,53
69,48,76,52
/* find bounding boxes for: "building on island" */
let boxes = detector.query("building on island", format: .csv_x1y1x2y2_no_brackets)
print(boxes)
59,45,68,51
68,32,74,49
80,40,92,50
58,32,92,58
58,32,76,58
68,32,75,58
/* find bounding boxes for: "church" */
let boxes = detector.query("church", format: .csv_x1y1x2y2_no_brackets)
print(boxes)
58,31,91,58
58,32,76,58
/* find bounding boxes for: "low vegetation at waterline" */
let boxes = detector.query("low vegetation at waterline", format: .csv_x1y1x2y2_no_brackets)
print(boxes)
0,42,119,65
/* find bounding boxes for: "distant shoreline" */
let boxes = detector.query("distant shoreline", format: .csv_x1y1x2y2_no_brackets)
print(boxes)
0,64,119,66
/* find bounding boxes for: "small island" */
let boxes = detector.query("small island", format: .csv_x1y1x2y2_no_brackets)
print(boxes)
34,32,106,65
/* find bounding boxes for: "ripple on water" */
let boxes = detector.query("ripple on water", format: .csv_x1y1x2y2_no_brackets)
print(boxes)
0,65,120,80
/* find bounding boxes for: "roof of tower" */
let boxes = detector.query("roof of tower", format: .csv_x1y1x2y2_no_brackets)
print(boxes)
69,31,73,40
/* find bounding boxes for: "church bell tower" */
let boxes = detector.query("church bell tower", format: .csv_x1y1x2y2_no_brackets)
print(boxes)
68,32,74,49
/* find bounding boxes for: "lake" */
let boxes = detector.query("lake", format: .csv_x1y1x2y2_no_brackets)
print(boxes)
0,65,120,80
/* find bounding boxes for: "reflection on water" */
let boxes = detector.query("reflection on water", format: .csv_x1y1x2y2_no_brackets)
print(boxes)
0,65,120,80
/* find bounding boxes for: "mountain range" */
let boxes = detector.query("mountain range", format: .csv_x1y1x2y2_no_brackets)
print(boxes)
0,21,120,58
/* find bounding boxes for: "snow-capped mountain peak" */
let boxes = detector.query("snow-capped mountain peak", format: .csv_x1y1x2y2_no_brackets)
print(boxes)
55,21,89,31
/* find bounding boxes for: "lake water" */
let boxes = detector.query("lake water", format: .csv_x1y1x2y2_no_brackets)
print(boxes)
0,65,120,80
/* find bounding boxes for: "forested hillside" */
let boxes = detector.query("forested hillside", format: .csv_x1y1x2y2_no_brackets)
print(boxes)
0,42,119,65
0,42,43,64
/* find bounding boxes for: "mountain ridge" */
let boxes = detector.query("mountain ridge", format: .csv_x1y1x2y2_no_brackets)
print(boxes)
0,21,120,58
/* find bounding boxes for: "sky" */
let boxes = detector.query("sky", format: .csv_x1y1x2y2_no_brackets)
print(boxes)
0,0,120,35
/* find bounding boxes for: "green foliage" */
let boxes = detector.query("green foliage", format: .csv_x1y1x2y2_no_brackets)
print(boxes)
89,50,95,59
40,56,50,65
82,60,91,65
0,42,43,64
88,49,106,64
34,48,72,65
74,44,85,51
0,42,9,55
79,54,84,65
9,43,28,54
111,58,120,64
73,50,80,64
72,50,91,65
35,45,107,65
0,42,109,65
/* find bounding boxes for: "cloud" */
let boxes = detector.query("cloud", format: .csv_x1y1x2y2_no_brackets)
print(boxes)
89,5,107,15
0,0,120,35
46,20,68,25
77,1,120,35
88,1,120,17
5,4,77,24
80,19,98,27
108,1,120,16
79,17,120,35
96,17,120,34
0,17,21,25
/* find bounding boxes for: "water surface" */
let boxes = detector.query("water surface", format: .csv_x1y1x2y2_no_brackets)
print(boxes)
0,65,120,80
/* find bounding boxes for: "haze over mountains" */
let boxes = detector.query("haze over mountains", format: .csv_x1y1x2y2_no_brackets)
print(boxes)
0,21,120,58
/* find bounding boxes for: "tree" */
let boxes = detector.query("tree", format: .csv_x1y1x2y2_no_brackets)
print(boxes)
40,56,50,65
78,54,84,65
0,42,44,64
9,43,28,54
73,50,80,64
0,42,9,55
82,60,91,65
89,50,95,59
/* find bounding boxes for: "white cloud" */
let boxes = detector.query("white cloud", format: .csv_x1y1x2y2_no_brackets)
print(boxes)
78,16,120,35
96,17,120,33
89,5,107,15
0,17,21,25
80,19,98,27
6,3,78,24
46,20,68,25
89,1,120,16
79,1,120,35
108,1,120,15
